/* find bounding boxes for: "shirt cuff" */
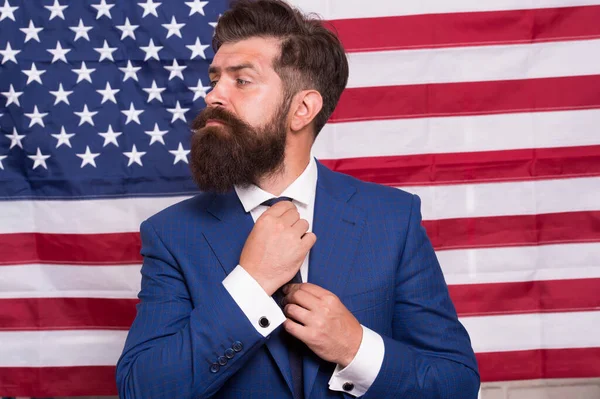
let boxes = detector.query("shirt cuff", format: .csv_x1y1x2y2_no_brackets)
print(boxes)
328,325,385,397
222,265,286,337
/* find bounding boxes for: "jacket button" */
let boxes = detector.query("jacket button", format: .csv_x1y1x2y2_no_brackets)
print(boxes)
225,348,235,359
259,316,270,328
209,363,220,373
232,341,243,352
217,356,228,366
343,382,354,391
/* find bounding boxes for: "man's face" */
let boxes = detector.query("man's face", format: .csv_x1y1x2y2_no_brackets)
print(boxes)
189,37,291,193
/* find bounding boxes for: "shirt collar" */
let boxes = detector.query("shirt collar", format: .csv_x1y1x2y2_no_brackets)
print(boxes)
235,156,318,213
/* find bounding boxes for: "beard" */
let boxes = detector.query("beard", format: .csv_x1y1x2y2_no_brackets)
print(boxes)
189,103,288,194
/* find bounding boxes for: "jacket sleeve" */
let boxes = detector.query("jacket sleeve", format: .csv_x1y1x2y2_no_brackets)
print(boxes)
363,194,480,399
116,219,267,399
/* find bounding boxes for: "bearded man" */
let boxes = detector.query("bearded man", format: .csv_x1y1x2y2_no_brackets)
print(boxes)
116,1,480,398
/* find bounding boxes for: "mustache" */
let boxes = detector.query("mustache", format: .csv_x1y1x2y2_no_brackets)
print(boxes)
191,107,247,131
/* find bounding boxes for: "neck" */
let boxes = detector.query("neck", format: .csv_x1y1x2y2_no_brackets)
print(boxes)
256,133,312,196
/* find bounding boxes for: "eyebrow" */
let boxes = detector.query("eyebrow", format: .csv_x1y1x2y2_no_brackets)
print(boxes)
208,63,258,75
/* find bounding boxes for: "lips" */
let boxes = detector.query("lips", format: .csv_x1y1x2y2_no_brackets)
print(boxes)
205,119,226,127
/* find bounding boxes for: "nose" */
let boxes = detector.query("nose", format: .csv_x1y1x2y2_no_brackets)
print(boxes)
205,81,226,108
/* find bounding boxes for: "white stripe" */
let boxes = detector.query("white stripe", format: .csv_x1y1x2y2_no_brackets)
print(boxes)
314,109,600,158
438,242,600,285
1,312,598,366
288,0,600,19
347,39,600,88
403,177,600,220
0,195,189,234
0,264,141,299
462,311,600,353
1,243,598,299
1,178,598,234
0,330,128,367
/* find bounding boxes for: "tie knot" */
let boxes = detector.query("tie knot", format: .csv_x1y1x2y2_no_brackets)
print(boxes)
261,196,293,207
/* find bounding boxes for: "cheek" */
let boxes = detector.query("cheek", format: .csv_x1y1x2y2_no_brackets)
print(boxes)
235,91,282,128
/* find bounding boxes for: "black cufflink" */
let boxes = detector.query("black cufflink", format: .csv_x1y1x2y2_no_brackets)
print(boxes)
259,316,270,328
343,382,354,391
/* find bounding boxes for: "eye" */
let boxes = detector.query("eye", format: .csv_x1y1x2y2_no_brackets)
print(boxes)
236,78,250,86
209,80,218,88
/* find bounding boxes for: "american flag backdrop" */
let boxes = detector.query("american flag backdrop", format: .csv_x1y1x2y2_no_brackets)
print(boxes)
1,0,599,396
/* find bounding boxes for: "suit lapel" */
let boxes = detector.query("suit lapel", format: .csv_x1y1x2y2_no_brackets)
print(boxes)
203,190,296,394
304,162,367,398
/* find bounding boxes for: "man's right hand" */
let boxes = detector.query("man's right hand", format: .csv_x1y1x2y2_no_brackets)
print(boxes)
239,201,317,296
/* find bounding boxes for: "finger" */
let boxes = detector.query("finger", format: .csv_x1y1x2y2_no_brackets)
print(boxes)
291,218,309,235
300,232,317,251
284,303,311,325
283,319,310,342
283,286,320,310
280,208,301,227
263,200,296,217
293,282,330,299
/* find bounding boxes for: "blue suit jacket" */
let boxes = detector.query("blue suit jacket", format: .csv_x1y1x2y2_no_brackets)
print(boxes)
116,160,479,398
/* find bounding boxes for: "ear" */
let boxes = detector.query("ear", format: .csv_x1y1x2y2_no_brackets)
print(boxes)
289,90,323,134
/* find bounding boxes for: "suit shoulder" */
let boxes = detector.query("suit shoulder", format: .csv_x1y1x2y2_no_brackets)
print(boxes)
144,192,212,228
332,169,414,207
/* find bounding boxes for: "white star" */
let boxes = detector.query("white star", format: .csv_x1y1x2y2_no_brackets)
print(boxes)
74,104,98,126
47,41,71,63
119,60,141,82
116,17,138,40
94,40,117,62
123,144,146,167
96,81,119,104
121,102,144,125
98,125,122,147
76,146,101,168
138,0,161,18
1,84,23,107
142,80,165,103
186,37,209,59
185,0,208,16
189,78,212,101
27,147,52,170
0,0,18,21
45,0,68,20
0,42,20,64
167,101,189,123
28,148,51,170
140,39,163,61
162,16,185,38
169,142,190,164
50,126,75,148
165,59,187,81
91,0,114,19
22,63,46,85
0,154,7,170
5,127,25,149
49,83,73,105
209,14,221,29
20,20,43,43
144,123,168,145
69,19,93,41
24,105,48,127
72,61,96,83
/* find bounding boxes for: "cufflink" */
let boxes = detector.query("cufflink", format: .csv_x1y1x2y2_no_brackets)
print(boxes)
259,316,270,328
343,382,354,392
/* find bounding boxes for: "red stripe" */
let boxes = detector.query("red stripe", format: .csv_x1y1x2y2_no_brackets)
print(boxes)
425,211,600,251
0,232,142,265
0,279,597,331
2,211,599,264
1,348,599,395
330,75,600,122
477,348,600,382
329,5,600,52
0,298,138,331
320,145,600,186
450,278,600,317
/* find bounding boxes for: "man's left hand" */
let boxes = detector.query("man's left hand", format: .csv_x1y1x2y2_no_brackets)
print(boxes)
282,283,362,368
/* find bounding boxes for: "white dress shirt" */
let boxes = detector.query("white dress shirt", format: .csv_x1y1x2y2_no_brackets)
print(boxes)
222,156,384,397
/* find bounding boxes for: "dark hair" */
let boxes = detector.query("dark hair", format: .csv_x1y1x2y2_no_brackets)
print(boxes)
212,0,349,137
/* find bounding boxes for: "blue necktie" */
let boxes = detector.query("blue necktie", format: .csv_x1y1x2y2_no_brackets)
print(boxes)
261,197,304,399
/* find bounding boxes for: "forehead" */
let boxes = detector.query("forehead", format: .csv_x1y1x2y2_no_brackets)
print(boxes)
210,36,282,73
